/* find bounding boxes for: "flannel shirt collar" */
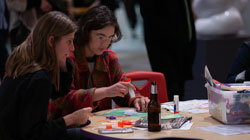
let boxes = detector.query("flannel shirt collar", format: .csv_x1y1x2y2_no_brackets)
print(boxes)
75,46,108,73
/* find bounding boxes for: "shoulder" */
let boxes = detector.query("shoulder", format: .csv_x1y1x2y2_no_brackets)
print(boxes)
24,70,51,87
240,41,250,50
9,70,50,83
30,70,50,81
238,41,250,56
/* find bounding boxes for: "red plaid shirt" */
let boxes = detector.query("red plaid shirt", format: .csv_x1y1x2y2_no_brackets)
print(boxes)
48,47,138,120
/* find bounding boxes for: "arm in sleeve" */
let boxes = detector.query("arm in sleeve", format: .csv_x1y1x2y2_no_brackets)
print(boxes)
19,75,68,140
48,57,95,119
107,50,142,107
48,88,95,120
226,42,250,83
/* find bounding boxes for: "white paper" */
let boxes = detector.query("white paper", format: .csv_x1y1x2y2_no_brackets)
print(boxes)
197,124,250,136
161,100,209,114
179,121,193,130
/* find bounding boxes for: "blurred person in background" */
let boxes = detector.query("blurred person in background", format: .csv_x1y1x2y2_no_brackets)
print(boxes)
226,41,250,83
66,0,119,20
139,0,197,101
6,0,68,49
0,0,9,81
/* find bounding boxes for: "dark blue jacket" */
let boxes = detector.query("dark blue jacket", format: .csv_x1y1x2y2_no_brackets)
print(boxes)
226,42,250,83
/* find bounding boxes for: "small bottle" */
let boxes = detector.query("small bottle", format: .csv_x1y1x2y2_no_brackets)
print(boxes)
148,81,161,132
174,95,179,114
125,78,135,98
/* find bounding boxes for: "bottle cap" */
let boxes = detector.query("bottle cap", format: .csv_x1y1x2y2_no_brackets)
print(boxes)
125,78,132,82
174,95,179,100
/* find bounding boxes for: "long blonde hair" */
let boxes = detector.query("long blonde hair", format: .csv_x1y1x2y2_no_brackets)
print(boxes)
5,11,77,90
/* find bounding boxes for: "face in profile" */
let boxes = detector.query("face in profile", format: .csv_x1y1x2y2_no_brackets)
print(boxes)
85,25,117,57
55,32,75,65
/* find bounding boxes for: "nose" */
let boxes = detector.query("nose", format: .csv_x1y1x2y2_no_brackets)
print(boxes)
103,39,111,46
70,43,75,52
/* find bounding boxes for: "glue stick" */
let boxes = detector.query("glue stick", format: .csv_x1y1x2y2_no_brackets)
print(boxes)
125,78,135,98
174,95,179,114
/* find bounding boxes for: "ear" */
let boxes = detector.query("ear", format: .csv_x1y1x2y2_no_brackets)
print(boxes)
48,36,54,47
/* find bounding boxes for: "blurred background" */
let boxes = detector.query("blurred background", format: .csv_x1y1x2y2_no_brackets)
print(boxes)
2,0,250,101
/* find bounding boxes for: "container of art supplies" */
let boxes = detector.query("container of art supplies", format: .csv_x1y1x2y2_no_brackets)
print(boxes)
206,83,250,124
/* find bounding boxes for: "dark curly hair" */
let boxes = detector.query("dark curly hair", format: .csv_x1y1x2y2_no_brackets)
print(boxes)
74,5,122,48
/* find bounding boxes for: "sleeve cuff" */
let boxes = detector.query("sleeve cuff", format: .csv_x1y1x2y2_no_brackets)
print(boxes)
71,88,96,110
236,70,246,82
51,117,67,134
89,88,96,108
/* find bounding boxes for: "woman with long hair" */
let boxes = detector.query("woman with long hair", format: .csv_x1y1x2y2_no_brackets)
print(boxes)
0,11,91,140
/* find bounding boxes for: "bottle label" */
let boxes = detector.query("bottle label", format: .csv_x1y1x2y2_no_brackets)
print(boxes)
151,85,157,94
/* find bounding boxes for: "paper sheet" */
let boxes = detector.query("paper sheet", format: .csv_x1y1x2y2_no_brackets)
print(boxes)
101,109,147,117
179,121,193,130
161,99,209,114
197,124,250,135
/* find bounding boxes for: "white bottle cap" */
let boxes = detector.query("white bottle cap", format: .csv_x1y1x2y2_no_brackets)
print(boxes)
174,95,179,101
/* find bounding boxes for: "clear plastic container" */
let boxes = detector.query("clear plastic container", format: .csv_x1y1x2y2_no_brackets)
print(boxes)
206,83,250,124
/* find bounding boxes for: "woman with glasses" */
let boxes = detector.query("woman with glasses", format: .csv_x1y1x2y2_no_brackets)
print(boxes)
48,5,150,120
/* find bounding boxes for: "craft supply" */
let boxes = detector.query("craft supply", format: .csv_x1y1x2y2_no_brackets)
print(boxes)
106,124,112,129
125,78,135,98
118,121,124,128
174,95,179,114
122,120,133,125
98,128,134,134
171,117,192,129
106,116,116,120
124,110,137,115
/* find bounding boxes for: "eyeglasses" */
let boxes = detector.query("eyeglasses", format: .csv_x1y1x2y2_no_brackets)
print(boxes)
95,34,118,43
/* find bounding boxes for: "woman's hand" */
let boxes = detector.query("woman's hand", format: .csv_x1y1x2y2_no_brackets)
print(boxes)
93,82,136,101
63,107,92,126
105,82,136,97
133,96,150,112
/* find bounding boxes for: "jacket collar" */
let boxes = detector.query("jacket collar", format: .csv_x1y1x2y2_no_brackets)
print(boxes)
74,46,108,73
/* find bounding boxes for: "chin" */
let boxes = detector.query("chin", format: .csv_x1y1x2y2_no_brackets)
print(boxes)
96,51,104,55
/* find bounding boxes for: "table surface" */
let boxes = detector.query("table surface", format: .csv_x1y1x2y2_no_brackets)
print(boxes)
81,108,250,140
